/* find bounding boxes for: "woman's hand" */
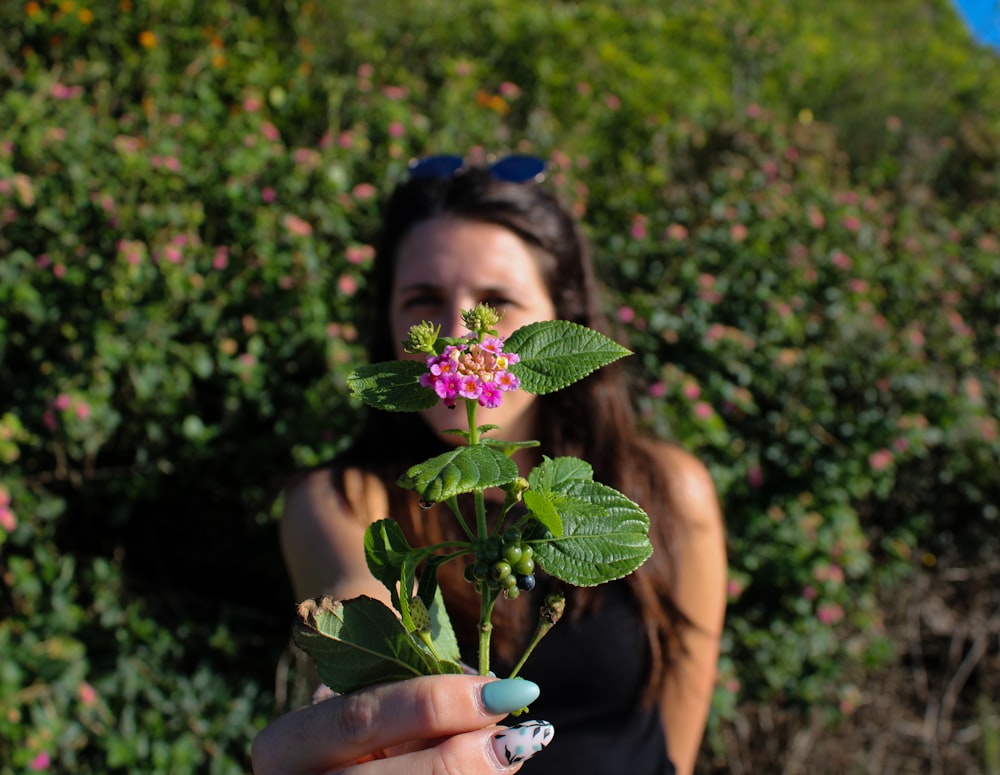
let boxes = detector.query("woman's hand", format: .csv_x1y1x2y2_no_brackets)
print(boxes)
251,675,553,774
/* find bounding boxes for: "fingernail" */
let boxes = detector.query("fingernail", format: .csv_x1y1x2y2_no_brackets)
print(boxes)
491,720,555,766
481,679,541,714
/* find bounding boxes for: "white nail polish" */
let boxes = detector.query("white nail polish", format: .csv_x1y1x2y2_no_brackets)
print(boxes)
491,720,555,766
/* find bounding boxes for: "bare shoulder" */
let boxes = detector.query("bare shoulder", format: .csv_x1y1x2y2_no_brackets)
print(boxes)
641,438,724,532
279,465,390,602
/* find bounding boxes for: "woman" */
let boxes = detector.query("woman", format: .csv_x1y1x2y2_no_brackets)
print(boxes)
252,157,727,774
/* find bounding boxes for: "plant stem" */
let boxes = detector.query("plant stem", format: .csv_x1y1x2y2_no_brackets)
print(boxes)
445,496,476,541
507,592,566,679
466,399,478,445
478,587,499,676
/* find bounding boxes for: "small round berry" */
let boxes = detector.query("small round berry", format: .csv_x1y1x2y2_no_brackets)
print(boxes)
503,543,523,565
516,574,536,592
515,556,535,576
491,561,512,582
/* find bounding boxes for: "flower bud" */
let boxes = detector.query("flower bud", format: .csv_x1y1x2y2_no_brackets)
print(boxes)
402,321,441,354
461,303,502,336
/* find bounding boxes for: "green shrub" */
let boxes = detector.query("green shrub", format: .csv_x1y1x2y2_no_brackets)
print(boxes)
1,1,998,771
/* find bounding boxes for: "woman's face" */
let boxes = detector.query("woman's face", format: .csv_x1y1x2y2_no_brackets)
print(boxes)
390,217,556,444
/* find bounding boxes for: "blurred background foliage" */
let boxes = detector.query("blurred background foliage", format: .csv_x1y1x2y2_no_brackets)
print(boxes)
1,0,998,772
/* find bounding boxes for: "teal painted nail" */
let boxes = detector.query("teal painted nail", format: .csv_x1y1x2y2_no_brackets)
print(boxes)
481,679,541,714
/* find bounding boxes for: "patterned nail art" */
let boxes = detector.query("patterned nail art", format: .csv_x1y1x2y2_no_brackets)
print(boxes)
491,720,555,766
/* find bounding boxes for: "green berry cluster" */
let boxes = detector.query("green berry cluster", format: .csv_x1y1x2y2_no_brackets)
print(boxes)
464,529,536,599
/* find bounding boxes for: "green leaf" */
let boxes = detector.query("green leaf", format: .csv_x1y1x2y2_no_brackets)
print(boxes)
426,584,460,662
397,445,519,501
506,320,631,395
528,456,594,491
525,481,652,587
364,519,412,608
294,596,462,694
520,456,599,536
364,519,439,633
348,360,438,412
522,489,564,537
480,438,541,457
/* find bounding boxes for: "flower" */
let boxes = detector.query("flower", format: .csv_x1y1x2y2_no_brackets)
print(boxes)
420,334,521,409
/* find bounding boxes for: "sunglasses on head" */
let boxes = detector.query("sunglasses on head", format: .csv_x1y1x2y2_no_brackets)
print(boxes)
407,154,546,183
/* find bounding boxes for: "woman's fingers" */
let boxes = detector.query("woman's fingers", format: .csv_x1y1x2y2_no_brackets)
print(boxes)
251,675,543,775
332,720,556,775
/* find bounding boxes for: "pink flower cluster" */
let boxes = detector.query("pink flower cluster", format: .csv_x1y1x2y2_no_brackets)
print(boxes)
420,336,521,409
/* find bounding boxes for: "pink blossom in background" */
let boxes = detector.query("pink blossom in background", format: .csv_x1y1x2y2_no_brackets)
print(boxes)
784,147,800,162
693,401,714,420
357,63,374,79
817,603,844,625
0,506,16,532
616,305,636,324
54,394,71,411
808,207,825,229
338,131,354,149
727,578,745,599
243,96,262,112
163,245,183,264
682,381,701,401
352,183,377,201
849,279,869,294
261,187,276,203
603,93,621,110
0,486,9,508
705,324,726,343
648,381,667,399
261,122,281,142
74,402,91,421
338,275,358,296
868,448,894,472
831,251,853,270
212,247,229,270
630,214,647,240
79,682,98,706
50,82,83,99
577,81,593,96
346,244,374,265
498,81,522,98
963,376,983,403
42,410,56,430
282,214,312,237
388,121,405,138
746,103,764,119
664,223,689,241
841,215,862,232
802,585,817,601
381,85,408,100
747,465,764,489
29,752,50,771
729,223,748,242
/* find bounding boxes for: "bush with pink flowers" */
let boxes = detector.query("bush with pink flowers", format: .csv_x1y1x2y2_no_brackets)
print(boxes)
2,1,998,772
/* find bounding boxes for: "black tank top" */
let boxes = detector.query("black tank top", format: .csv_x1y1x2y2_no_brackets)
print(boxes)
464,580,676,774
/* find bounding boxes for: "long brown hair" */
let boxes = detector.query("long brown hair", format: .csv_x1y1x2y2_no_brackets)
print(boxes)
336,166,685,701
